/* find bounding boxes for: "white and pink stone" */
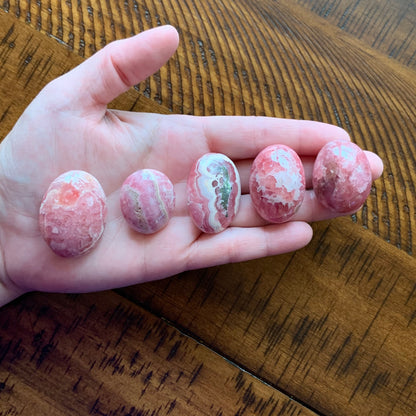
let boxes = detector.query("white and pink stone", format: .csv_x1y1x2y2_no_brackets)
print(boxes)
120,169,175,234
313,140,372,213
39,170,107,257
187,153,241,233
249,144,306,223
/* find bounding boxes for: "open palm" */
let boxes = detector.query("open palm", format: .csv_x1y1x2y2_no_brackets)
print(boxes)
0,26,383,305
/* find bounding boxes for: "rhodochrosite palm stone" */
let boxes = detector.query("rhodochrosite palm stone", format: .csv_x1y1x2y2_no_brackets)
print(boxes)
249,144,305,223
313,140,372,213
187,153,241,233
39,170,107,257
120,169,175,234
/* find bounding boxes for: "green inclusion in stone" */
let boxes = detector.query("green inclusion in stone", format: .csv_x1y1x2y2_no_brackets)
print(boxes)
218,166,232,216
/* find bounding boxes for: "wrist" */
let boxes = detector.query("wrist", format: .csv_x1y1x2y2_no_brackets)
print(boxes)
0,240,25,308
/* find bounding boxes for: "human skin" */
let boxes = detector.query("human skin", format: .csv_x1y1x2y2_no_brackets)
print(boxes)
0,25,383,307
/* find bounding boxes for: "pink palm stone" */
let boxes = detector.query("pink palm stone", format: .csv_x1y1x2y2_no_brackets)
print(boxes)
120,169,175,234
187,153,241,233
39,170,107,257
249,144,306,223
313,140,372,213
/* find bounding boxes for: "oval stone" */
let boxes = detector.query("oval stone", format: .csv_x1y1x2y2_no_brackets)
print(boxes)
187,153,241,233
249,144,305,223
313,140,372,213
120,169,176,234
39,170,107,257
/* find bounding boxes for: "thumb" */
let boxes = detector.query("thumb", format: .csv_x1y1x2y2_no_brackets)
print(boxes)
49,25,179,110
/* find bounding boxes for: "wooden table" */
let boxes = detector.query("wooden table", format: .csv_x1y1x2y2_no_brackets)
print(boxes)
1,0,415,415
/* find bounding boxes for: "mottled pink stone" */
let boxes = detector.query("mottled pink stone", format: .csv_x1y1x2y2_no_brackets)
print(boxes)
120,169,175,234
187,153,241,233
39,170,107,257
249,145,306,223
313,140,372,213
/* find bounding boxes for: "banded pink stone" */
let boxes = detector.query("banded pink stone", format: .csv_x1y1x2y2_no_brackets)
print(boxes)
313,140,372,213
249,144,305,223
187,153,241,233
120,169,175,234
39,170,107,257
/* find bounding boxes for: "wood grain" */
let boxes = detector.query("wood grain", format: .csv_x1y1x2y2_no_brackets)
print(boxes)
0,291,318,416
2,0,416,255
0,10,169,137
0,10,317,416
1,1,416,416
119,216,416,416
296,0,416,69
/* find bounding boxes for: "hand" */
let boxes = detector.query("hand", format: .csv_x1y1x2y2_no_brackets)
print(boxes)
0,26,383,306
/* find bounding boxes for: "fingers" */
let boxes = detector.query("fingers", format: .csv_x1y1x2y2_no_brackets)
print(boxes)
235,151,384,193
201,116,384,188
233,150,384,227
364,150,384,181
48,25,179,110
186,221,313,270
202,116,351,159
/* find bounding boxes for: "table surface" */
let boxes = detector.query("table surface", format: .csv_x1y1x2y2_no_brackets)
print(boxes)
1,0,416,415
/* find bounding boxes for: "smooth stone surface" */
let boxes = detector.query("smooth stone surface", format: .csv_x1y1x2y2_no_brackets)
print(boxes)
120,169,175,234
187,153,241,233
249,145,306,223
39,170,107,257
312,140,372,213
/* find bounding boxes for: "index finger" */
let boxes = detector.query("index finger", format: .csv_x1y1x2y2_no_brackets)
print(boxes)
202,116,351,159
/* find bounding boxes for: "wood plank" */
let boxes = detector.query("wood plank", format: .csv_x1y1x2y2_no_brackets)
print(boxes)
295,0,416,69
1,4,416,416
119,216,416,416
0,11,313,415
2,0,415,255
0,10,168,136
0,291,319,415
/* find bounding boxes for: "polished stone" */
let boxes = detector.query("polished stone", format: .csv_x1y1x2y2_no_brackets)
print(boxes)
187,153,241,233
39,170,107,257
313,140,372,213
249,145,305,223
120,169,175,234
